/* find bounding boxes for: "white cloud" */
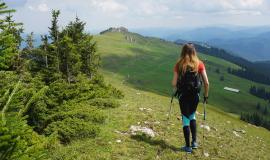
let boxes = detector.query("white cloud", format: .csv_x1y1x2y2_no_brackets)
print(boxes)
28,5,34,11
91,0,128,13
175,0,265,12
37,3,49,12
217,10,262,15
174,15,183,20
238,0,264,8
137,1,169,15
27,3,49,12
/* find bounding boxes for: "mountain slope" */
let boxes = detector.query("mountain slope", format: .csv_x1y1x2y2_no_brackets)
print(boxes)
94,31,270,121
48,29,270,160
49,70,270,160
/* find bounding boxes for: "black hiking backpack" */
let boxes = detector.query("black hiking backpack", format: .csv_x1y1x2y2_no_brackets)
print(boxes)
176,67,202,98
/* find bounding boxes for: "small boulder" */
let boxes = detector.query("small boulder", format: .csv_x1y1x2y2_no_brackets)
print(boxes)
116,139,122,143
200,124,211,131
233,131,241,137
204,152,209,157
130,125,156,137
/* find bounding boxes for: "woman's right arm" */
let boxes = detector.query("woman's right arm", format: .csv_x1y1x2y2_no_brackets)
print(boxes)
201,70,209,97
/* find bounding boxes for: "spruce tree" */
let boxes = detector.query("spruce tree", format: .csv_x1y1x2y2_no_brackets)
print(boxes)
79,35,98,78
40,35,49,68
263,107,268,115
4,13,23,45
256,103,261,111
26,32,34,50
48,10,60,72
0,3,21,71
48,10,60,43
59,35,81,83
63,16,86,44
0,2,15,15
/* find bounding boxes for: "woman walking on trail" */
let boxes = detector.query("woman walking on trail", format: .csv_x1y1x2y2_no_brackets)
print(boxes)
172,43,209,153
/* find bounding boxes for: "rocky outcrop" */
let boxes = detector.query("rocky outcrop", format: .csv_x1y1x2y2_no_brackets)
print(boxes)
100,27,129,34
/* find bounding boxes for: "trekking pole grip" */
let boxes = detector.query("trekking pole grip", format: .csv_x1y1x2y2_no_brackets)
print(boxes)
203,102,206,120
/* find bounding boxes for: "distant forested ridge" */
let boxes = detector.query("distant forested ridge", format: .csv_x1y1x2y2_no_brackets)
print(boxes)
249,86,270,102
0,3,122,159
227,67,270,86
241,112,270,130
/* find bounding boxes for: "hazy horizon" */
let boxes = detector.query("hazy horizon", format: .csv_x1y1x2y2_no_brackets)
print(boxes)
4,0,270,34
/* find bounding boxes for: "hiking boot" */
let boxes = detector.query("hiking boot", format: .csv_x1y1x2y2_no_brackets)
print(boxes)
191,141,198,149
181,146,192,153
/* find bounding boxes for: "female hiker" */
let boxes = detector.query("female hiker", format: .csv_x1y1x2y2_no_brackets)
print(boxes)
172,43,209,153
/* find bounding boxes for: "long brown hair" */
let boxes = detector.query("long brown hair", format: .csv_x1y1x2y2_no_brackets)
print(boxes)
178,43,200,75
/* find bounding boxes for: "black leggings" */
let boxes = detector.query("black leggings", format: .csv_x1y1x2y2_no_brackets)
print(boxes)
183,120,197,147
179,94,199,147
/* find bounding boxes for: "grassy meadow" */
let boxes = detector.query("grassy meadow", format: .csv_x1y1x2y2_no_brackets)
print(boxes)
47,31,270,159
49,70,270,160
94,31,270,119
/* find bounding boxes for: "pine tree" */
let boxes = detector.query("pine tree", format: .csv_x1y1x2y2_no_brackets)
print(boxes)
0,30,17,70
79,35,98,78
48,10,60,72
256,103,261,111
63,16,86,44
20,32,35,72
0,3,21,71
263,107,268,115
48,10,60,43
25,32,34,50
59,35,81,83
0,2,15,15
4,13,23,46
40,35,49,68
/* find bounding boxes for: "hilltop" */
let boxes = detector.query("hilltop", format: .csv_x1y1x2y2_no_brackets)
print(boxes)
100,27,129,34
94,29,270,121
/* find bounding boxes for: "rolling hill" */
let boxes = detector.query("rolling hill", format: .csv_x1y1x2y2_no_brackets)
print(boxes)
94,29,270,121
46,28,270,160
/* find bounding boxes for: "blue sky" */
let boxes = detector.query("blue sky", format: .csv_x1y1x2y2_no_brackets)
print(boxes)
3,0,270,33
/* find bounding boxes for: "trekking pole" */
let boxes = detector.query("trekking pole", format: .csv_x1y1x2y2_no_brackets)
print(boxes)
203,101,206,121
167,90,175,122
202,101,206,156
165,89,177,136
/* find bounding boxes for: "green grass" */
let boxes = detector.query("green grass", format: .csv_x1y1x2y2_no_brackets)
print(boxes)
48,31,270,160
94,32,270,119
49,71,270,160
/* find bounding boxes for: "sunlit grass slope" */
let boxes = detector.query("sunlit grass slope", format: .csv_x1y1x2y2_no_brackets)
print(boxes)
94,31,270,119
50,71,270,160
48,31,270,159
